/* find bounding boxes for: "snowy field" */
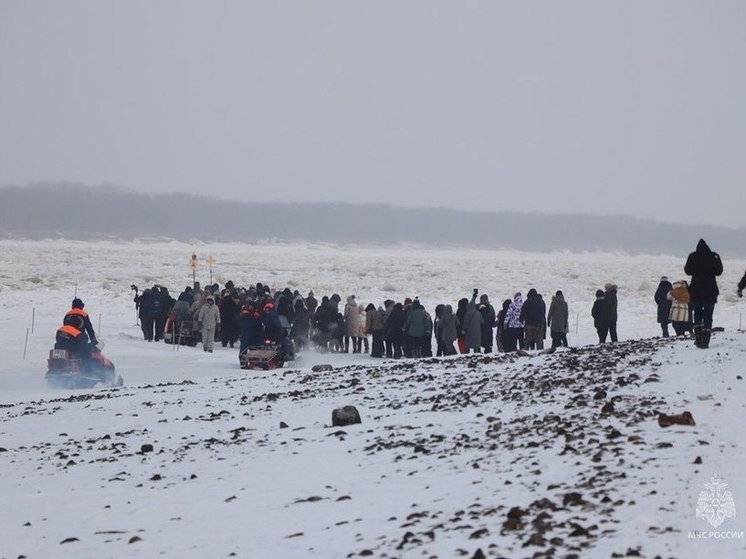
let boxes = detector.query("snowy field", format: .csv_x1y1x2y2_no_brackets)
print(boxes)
1,239,745,558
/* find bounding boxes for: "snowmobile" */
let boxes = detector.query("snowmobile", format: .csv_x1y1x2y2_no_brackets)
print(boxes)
163,316,199,346
45,342,123,389
239,338,295,370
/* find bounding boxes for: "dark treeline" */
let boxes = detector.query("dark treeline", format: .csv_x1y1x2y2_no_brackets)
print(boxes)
2,183,744,255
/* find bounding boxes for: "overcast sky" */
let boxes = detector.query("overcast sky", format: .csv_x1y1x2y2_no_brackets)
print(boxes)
1,1,744,227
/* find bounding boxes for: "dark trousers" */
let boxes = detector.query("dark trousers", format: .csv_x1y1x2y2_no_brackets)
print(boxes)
597,323,618,343
608,322,618,342
142,318,155,341
154,316,165,341
692,303,715,329
660,322,670,338
596,323,607,343
407,335,424,358
550,331,568,348
504,328,523,352
371,331,384,358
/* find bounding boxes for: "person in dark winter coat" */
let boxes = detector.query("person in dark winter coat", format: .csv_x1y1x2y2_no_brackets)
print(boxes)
654,276,673,338
239,303,263,354
261,300,293,359
152,286,171,342
384,303,406,359
365,303,385,358
290,299,311,351
305,291,318,316
402,300,429,358
603,283,618,342
381,300,395,358
276,288,295,325
462,292,483,353
136,288,155,341
738,270,746,298
455,297,469,354
520,288,546,350
547,290,569,348
591,289,607,344
438,304,459,356
434,304,446,356
478,294,496,353
219,291,241,348
684,239,723,331
170,294,193,342
495,299,511,352
60,298,98,348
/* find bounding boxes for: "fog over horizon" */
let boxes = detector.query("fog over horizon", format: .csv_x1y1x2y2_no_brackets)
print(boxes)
1,2,744,228
2,183,745,258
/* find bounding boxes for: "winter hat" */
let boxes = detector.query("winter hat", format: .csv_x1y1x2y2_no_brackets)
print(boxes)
308,290,314,297
660,276,669,282
72,298,84,309
480,294,489,303
365,303,375,311
596,289,605,298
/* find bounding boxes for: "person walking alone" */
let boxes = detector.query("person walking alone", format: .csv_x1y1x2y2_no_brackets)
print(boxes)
684,239,723,348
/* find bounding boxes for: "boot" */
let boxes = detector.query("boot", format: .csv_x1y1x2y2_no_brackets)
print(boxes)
699,328,711,349
693,324,707,348
693,329,701,348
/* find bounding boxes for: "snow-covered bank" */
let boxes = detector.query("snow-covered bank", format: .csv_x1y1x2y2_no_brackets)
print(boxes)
1,240,745,558
1,334,745,558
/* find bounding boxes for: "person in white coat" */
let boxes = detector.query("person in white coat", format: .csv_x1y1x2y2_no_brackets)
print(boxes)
344,295,361,353
198,295,221,352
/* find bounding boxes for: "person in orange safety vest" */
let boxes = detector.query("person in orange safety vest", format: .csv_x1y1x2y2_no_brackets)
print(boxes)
55,298,98,360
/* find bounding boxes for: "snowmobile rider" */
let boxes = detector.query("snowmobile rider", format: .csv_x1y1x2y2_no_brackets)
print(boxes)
260,299,294,360
55,298,99,362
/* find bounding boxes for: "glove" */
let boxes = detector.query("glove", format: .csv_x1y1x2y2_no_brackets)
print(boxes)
738,289,743,298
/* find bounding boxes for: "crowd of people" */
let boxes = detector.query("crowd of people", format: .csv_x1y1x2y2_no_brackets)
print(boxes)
124,239,744,358
53,239,744,367
129,281,579,360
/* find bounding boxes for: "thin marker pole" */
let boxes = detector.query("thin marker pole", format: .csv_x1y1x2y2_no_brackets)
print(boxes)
31,308,35,334
575,313,579,334
23,328,29,360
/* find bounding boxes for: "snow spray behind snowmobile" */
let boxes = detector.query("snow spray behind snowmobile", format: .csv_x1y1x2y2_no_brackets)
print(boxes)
45,341,123,388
